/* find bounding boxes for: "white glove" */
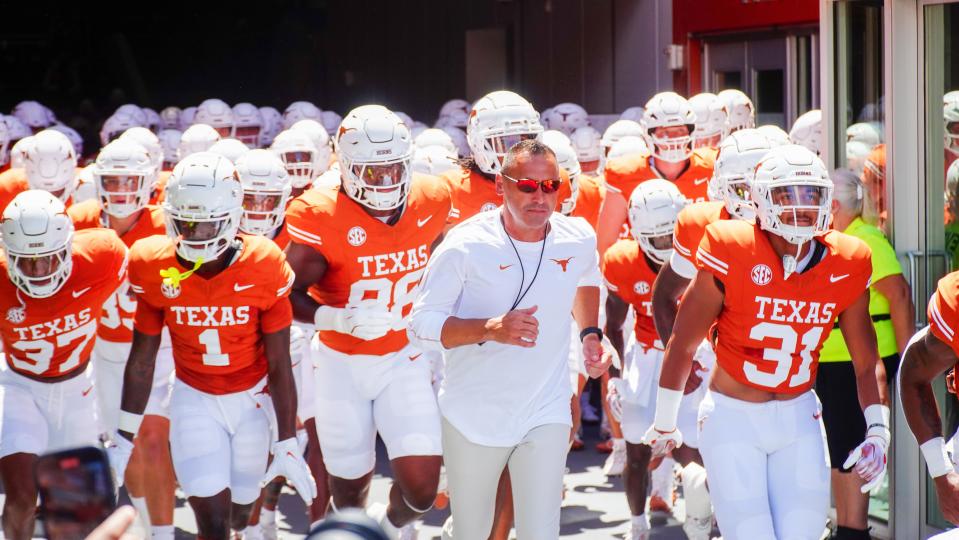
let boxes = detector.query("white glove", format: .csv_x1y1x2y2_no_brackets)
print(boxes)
315,305,393,341
106,434,134,487
289,324,308,358
262,437,317,505
641,426,683,459
607,377,625,422
843,434,889,493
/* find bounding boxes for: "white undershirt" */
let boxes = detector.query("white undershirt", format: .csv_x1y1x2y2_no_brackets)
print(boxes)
408,210,602,446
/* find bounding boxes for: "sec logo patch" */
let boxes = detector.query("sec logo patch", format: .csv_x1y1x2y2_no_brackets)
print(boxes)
480,202,498,212
633,281,650,295
347,226,367,247
751,264,772,286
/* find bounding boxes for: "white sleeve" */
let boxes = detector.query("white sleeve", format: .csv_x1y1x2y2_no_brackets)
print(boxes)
669,249,698,280
577,234,603,288
407,240,468,352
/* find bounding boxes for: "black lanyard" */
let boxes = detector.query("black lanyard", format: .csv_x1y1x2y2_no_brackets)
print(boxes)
502,214,549,311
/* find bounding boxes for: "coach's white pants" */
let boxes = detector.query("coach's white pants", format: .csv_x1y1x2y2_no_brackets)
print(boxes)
698,390,829,540
442,418,568,540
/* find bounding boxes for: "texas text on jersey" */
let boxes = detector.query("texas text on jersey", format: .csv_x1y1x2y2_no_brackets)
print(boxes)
128,234,295,394
696,220,872,394
0,228,127,378
604,148,716,204
285,174,452,356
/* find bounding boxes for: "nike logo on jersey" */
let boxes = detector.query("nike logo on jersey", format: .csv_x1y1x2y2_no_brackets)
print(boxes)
499,264,513,271
72,287,91,298
693,177,709,186
813,411,822,420
234,283,255,292
81,386,94,397
417,215,433,227
409,353,422,362
829,274,850,283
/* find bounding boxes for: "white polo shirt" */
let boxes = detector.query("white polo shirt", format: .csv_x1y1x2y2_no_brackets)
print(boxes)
408,209,601,446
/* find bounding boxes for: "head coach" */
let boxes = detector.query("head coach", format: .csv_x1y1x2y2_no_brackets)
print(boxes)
408,139,610,539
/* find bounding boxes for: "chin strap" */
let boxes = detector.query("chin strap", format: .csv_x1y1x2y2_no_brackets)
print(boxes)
160,257,204,287
782,241,803,280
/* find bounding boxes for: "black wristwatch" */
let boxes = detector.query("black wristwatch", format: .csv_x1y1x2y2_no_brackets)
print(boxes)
579,326,603,342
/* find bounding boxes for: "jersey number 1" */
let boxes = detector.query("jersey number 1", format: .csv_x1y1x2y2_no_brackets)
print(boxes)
199,329,229,366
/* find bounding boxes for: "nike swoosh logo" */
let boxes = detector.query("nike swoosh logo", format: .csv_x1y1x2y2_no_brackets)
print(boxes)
813,412,822,420
234,283,255,292
499,265,513,270
82,386,93,397
693,177,709,185
417,215,433,227
72,287,91,298
409,353,422,362
829,274,850,283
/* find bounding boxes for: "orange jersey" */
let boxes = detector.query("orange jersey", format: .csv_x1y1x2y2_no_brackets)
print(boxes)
129,235,294,394
696,221,871,394
570,175,605,231
604,148,715,203
285,175,452,356
444,166,571,225
929,271,959,358
602,239,661,348
68,201,167,343
268,224,290,251
0,229,127,379
672,201,729,269
150,171,170,205
0,170,28,214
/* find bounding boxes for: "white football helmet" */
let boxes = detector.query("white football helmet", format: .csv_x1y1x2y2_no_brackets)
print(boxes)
440,126,469,157
282,101,322,130
756,124,791,147
195,99,235,138
1,190,74,298
163,152,243,263
620,106,645,123
12,101,55,131
945,91,959,156
789,109,823,156
394,111,414,129
948,159,959,213
540,130,581,215
3,115,32,143
119,127,164,183
542,103,589,135
259,106,283,147
270,130,320,189
600,120,644,174
160,106,182,130
142,108,161,133
467,91,543,175
627,179,687,264
846,140,872,176
710,128,773,221
235,149,292,236
643,92,696,163
232,103,263,147
290,119,332,174
24,130,77,202
320,110,342,135
49,124,83,157
73,165,97,204
569,126,602,174
208,138,250,164
115,104,147,126
93,139,154,218
179,106,198,130
178,124,221,160
717,89,756,134
846,122,881,148
688,93,727,149
414,128,457,154
100,112,143,147
9,136,34,170
411,145,458,176
157,129,182,170
752,145,832,246
607,136,649,160
437,99,471,129
335,105,413,210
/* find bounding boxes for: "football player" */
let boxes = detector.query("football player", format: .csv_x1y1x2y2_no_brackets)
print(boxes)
0,190,127,540
178,123,222,160
688,93,727,150
110,152,314,540
67,139,177,539
282,101,323,130
603,180,688,540
790,109,824,156
644,145,888,539
569,126,602,176
119,126,169,204
542,103,589,135
285,105,448,537
233,103,265,148
442,91,544,227
598,92,716,255
716,89,756,135
195,98,236,139
271,129,321,199
0,130,79,213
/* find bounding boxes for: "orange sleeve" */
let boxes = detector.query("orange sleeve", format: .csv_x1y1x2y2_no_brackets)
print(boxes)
259,254,295,334
133,297,165,336
695,224,732,284
601,242,630,294
929,274,959,356
284,194,331,258
67,200,102,230
672,207,700,265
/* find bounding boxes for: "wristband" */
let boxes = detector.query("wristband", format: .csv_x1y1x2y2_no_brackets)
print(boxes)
313,305,339,331
579,326,603,342
652,387,684,433
118,410,143,436
921,437,955,478
863,404,891,444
